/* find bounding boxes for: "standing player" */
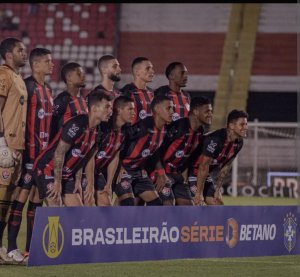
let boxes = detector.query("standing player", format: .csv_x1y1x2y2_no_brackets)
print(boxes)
33,91,113,207
154,62,190,121
92,54,121,98
120,57,154,125
115,95,173,206
192,109,248,205
6,48,54,262
0,37,27,262
156,96,213,206
50,62,88,140
84,95,135,206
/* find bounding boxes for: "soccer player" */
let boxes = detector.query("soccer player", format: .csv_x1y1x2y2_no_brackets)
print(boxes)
154,62,190,121
0,37,27,262
192,109,248,206
120,57,154,124
33,90,113,207
50,62,88,140
6,48,54,262
115,95,173,206
156,96,213,206
84,95,135,206
92,54,121,98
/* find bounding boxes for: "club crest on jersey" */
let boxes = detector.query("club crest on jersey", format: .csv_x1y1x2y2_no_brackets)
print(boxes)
142,149,150,157
72,148,81,157
2,170,11,180
172,113,180,121
38,108,45,119
24,173,32,184
207,140,217,153
139,110,147,119
175,150,184,158
121,179,131,190
162,187,171,196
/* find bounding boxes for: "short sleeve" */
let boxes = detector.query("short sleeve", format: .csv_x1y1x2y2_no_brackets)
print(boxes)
0,70,11,97
202,136,222,159
61,116,87,144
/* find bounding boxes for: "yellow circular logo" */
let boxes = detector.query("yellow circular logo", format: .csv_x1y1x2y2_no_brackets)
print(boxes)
42,216,64,258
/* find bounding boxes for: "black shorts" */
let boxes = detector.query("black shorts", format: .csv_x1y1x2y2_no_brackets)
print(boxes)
188,174,215,198
18,169,35,190
33,169,78,199
168,173,192,201
115,170,156,198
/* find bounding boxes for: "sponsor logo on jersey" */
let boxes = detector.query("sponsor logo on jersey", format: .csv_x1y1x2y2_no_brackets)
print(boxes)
139,110,147,119
142,149,150,157
175,150,184,158
207,140,217,153
68,124,80,138
172,113,180,121
97,151,107,159
38,108,45,119
72,148,81,157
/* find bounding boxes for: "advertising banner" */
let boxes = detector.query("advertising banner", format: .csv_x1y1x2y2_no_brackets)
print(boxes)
28,206,300,266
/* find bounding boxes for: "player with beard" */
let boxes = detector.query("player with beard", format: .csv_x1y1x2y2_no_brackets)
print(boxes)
6,48,54,262
191,110,248,206
33,91,113,207
0,37,27,263
154,62,190,122
92,54,121,99
50,62,88,140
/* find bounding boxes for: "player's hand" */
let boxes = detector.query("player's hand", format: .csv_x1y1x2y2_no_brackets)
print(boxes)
83,185,95,206
73,178,83,195
0,137,15,168
213,189,224,205
47,180,62,200
155,174,170,193
102,184,113,205
194,192,205,206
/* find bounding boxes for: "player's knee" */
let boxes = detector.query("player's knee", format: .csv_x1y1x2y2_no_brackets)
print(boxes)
119,197,134,206
146,197,162,206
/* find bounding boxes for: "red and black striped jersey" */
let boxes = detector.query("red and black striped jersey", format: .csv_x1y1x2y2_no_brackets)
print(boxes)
50,90,88,140
34,115,98,179
160,118,204,174
154,85,190,121
92,84,120,99
120,83,154,124
191,128,244,175
24,76,53,165
94,121,128,173
120,116,166,171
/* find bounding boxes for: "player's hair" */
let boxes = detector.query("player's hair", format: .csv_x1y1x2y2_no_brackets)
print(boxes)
97,54,116,72
113,95,134,112
87,88,113,109
60,62,81,83
29,48,51,67
227,109,248,126
131,56,149,70
189,96,211,113
150,94,172,111
165,62,183,79
0,37,22,60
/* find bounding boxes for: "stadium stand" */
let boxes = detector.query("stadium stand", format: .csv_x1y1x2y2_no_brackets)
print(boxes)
0,3,118,95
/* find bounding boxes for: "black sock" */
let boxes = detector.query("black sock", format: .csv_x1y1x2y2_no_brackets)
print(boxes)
7,201,25,252
26,201,42,252
0,221,7,247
